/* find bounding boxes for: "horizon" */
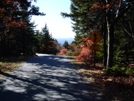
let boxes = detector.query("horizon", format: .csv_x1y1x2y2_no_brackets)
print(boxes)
31,0,75,39
55,37,74,45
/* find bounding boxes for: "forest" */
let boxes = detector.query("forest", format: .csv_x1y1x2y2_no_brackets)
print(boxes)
0,0,60,57
0,0,134,81
61,0,134,76
0,0,134,100
60,1,134,99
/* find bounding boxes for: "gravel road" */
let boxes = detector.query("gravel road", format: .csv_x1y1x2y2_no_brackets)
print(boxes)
0,53,106,101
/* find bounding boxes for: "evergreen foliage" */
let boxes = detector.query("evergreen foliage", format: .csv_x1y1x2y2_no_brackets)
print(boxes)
63,41,69,49
40,24,59,54
61,0,134,75
0,0,44,56
61,0,94,45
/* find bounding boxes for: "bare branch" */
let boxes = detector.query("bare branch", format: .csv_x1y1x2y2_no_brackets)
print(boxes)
115,0,122,18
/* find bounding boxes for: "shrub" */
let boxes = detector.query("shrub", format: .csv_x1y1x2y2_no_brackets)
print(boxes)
67,51,81,56
125,68,134,75
57,47,68,55
76,47,92,64
105,65,134,76
76,38,93,64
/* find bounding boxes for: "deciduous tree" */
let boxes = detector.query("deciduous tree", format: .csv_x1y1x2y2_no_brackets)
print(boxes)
61,0,134,71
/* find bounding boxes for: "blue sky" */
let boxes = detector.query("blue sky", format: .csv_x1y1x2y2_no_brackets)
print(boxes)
31,0,75,38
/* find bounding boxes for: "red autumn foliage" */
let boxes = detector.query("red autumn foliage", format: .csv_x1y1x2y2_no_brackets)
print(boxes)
91,3,111,9
57,47,68,55
76,38,93,64
0,0,27,36
91,0,121,10
76,47,92,63
73,44,80,51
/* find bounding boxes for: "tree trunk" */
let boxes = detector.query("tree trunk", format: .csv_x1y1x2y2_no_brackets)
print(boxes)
102,19,107,67
106,25,114,68
104,0,131,70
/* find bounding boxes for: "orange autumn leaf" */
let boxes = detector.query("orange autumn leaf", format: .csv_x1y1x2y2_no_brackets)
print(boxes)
91,5,95,9
91,2,111,10
4,0,13,4
105,4,111,8
91,3,100,9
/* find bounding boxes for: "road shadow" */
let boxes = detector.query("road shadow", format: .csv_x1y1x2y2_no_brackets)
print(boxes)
72,58,134,101
0,54,107,101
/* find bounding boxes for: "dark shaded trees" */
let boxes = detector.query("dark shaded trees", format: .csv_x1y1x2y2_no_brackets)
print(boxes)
0,0,44,56
40,24,59,54
61,0,134,74
92,0,134,69
61,0,94,45
63,41,69,49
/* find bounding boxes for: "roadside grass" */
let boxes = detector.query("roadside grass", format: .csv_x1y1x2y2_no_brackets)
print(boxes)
0,56,31,74
69,56,134,101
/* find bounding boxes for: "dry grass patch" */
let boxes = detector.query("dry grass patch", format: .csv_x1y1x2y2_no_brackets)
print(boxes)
0,56,30,73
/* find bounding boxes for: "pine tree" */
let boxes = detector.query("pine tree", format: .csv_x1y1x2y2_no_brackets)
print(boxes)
61,0,95,44
0,0,45,56
61,0,134,70
40,24,58,54
63,41,69,49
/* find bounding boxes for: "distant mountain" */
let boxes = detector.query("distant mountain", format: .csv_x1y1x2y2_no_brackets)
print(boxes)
55,38,74,45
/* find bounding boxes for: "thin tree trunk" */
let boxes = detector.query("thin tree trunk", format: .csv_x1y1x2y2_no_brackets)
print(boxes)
103,19,107,67
104,0,131,70
106,25,114,68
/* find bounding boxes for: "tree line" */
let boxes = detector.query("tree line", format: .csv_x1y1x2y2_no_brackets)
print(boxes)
61,0,134,75
36,24,60,55
0,0,60,57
